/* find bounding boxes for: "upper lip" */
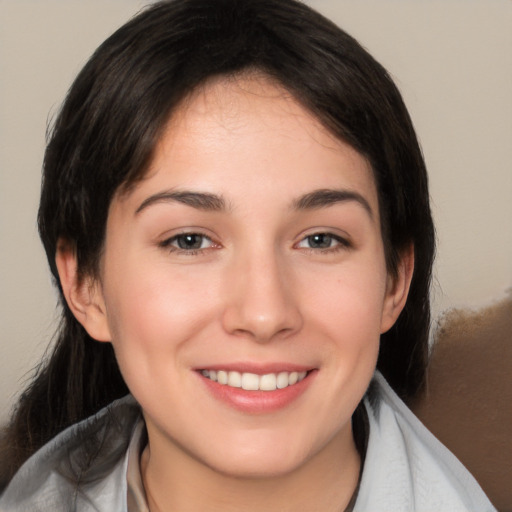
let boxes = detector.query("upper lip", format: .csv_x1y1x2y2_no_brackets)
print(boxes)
193,362,314,375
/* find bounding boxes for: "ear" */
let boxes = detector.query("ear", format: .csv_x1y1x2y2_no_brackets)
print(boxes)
55,239,111,342
380,244,415,334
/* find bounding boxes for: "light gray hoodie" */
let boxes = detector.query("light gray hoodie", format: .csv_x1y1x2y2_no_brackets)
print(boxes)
0,372,496,512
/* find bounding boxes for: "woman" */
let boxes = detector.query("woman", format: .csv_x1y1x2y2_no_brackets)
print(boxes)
0,0,495,510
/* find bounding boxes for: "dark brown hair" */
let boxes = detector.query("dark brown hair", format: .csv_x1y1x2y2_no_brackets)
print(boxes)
1,0,435,488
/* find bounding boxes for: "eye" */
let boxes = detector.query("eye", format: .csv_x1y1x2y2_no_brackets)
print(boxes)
161,233,215,252
296,233,349,251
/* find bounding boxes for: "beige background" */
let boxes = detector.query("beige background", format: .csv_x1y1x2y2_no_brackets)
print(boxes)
1,0,511,423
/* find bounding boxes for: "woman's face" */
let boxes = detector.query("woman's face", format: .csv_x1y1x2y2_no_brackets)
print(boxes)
89,76,409,477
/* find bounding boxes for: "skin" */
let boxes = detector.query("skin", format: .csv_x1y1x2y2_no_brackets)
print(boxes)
57,75,413,511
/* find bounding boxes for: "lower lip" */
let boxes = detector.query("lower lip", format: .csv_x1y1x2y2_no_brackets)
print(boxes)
198,370,317,414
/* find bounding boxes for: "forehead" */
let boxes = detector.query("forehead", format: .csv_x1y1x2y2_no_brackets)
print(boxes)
115,74,378,217
171,74,328,136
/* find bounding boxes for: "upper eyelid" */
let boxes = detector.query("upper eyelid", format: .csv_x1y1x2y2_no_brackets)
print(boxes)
295,228,352,244
159,234,218,256
162,232,214,244
296,233,350,248
157,228,352,248
158,227,216,242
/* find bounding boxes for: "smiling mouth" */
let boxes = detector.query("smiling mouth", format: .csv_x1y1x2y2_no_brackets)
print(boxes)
200,370,308,391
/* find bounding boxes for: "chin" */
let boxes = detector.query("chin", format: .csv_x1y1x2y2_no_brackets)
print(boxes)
195,431,318,480
206,453,307,480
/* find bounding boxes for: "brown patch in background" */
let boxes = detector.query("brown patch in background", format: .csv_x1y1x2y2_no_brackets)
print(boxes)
412,294,512,512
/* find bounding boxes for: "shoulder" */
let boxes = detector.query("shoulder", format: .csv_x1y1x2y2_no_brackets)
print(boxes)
354,372,497,512
0,395,141,511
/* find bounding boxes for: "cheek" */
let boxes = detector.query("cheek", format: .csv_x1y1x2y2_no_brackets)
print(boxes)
101,260,221,371
304,260,388,336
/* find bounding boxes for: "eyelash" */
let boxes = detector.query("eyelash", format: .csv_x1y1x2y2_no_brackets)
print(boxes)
159,232,217,256
159,231,351,256
295,233,351,254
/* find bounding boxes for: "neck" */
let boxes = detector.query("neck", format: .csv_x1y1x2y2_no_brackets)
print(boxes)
141,423,361,512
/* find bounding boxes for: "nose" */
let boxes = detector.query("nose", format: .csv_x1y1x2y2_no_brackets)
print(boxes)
221,247,303,343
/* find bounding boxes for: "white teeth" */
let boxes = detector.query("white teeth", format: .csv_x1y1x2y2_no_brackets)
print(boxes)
228,371,242,388
217,370,228,385
259,373,277,391
241,372,260,391
276,371,289,389
201,369,308,391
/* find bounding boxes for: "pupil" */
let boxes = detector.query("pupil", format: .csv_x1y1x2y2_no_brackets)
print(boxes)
178,234,202,249
309,234,331,248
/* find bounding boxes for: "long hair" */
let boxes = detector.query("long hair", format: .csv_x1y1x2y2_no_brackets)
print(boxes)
1,0,435,486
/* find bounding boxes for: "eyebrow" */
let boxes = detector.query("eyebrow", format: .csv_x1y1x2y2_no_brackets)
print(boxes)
135,190,227,214
292,188,373,218
135,187,373,218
